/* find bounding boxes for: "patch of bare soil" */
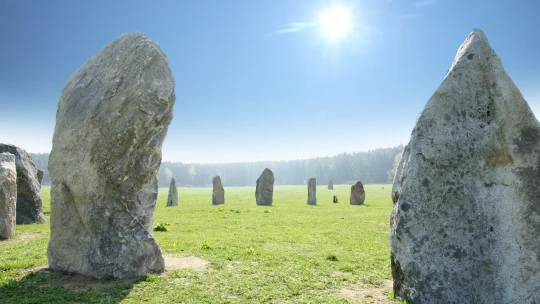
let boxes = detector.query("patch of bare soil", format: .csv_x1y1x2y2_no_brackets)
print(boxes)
338,280,393,304
1,232,40,244
163,254,209,273
33,254,209,291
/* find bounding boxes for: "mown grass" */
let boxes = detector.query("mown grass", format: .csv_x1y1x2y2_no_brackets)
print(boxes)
0,184,398,303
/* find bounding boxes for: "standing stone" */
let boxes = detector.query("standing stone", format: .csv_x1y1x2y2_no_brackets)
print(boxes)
0,144,45,224
350,181,365,205
212,176,224,205
48,33,175,279
167,178,178,206
0,153,17,239
390,29,540,303
255,168,274,206
307,177,316,205
37,170,44,187
328,180,334,190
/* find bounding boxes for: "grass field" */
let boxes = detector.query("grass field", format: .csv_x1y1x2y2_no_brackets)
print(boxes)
0,184,398,303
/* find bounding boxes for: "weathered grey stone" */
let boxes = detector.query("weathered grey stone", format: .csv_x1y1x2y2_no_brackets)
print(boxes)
212,176,224,205
350,181,365,205
0,144,45,224
390,29,540,303
328,180,333,190
37,170,44,187
47,33,175,279
307,177,316,205
167,178,178,206
0,153,17,239
255,168,274,206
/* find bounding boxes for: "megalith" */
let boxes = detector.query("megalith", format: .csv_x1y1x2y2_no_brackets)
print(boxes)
256,168,274,206
167,178,178,206
328,180,334,190
390,29,540,303
212,176,224,205
350,181,365,205
0,143,45,224
47,33,175,279
37,170,44,187
307,177,316,205
0,153,17,239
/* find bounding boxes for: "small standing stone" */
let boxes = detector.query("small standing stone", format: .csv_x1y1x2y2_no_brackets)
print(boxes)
328,180,334,190
167,178,178,206
350,181,365,205
307,177,316,205
212,176,224,205
333,196,338,204
0,143,45,224
37,170,44,187
256,168,274,206
0,153,17,239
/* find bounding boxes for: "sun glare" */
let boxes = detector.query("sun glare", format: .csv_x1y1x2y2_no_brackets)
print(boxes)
319,6,351,41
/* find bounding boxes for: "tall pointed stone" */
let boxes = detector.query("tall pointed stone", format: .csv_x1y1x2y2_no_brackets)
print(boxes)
37,170,44,187
0,153,17,239
212,176,224,205
307,177,316,205
0,143,45,224
256,168,274,206
167,178,178,206
390,29,540,303
48,33,175,279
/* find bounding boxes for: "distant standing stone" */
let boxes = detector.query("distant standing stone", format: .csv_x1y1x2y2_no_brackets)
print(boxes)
350,181,365,205
333,196,338,204
0,143,45,224
167,178,178,206
307,177,316,205
256,168,274,206
37,170,44,187
212,176,224,205
0,153,17,239
47,33,174,279
328,180,334,190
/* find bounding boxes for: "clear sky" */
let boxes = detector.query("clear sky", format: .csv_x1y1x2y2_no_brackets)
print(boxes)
1,0,539,163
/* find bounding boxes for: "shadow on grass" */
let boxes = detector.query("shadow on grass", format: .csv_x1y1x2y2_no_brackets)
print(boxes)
0,268,142,304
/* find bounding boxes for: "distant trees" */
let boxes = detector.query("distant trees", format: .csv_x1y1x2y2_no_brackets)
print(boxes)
29,145,404,187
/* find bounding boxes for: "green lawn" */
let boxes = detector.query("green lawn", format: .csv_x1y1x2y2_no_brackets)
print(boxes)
0,184,396,303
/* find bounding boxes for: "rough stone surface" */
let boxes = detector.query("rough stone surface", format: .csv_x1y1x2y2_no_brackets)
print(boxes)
0,153,17,239
328,180,333,190
167,178,178,206
37,170,44,187
47,33,175,279
212,176,224,205
390,29,540,303
0,144,45,224
350,181,365,205
307,178,316,205
255,168,274,206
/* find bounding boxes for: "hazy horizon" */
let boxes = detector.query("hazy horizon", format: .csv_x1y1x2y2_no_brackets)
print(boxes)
2,1,539,163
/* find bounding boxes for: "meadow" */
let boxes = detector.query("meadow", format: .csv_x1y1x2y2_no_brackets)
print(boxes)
0,184,399,303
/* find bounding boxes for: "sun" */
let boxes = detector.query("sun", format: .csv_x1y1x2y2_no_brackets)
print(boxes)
319,6,351,41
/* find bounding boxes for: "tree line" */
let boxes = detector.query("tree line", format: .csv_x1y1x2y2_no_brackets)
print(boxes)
30,145,403,187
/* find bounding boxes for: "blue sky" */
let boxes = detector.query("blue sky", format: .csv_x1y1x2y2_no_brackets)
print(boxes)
1,0,539,163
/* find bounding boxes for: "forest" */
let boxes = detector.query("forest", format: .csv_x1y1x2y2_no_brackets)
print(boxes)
30,145,403,187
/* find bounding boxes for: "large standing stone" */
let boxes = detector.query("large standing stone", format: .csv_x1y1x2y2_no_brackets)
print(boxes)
328,180,333,190
307,177,316,205
167,178,178,206
37,170,44,187
390,29,540,303
0,143,45,224
212,176,224,205
255,168,274,206
350,181,365,205
47,33,175,279
0,153,17,239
